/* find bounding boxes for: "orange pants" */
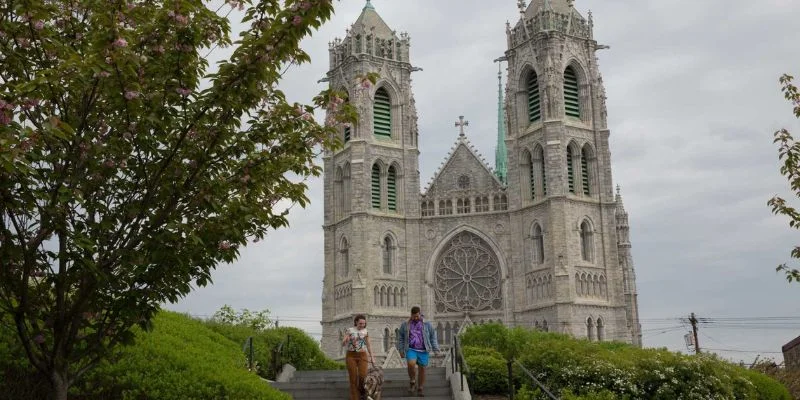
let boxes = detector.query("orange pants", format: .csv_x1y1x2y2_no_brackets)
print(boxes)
345,351,368,400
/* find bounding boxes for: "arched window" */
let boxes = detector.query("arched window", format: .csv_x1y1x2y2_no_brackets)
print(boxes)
494,194,508,211
436,323,443,345
587,317,595,341
534,320,540,330
343,164,352,214
452,322,460,340
457,198,470,214
567,145,576,194
533,145,546,197
371,163,381,209
400,287,406,307
340,238,349,277
373,87,392,138
445,322,452,345
342,93,352,143
523,150,535,201
581,220,594,262
443,199,453,215
334,167,344,218
393,287,398,307
387,165,398,211
527,70,541,122
383,328,390,352
382,236,394,274
600,275,607,297
380,286,386,306
597,318,605,341
374,286,379,306
564,66,581,118
581,146,591,196
542,320,549,332
532,223,544,265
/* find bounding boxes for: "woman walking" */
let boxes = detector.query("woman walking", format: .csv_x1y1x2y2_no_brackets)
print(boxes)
343,314,375,400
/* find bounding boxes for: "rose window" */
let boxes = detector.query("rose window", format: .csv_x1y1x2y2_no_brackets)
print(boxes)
434,231,502,313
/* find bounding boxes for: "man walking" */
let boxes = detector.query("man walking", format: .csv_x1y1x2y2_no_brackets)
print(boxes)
396,306,440,397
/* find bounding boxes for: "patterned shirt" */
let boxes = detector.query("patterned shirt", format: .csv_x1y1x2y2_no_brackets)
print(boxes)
346,327,368,352
409,319,425,351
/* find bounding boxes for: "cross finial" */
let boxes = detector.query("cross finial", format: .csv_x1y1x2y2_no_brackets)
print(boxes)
517,0,526,13
455,115,469,137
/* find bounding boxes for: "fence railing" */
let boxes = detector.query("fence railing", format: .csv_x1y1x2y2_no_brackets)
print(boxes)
451,336,473,395
270,335,290,379
510,359,559,400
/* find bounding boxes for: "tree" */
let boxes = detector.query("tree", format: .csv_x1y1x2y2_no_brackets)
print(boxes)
769,74,800,283
211,304,272,331
0,1,355,398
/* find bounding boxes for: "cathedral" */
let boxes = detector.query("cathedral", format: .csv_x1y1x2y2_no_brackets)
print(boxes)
319,0,642,360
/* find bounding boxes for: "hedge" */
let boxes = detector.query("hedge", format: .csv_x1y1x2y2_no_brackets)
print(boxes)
460,323,791,400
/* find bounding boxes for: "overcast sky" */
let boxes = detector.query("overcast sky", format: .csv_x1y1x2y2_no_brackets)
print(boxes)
170,0,800,364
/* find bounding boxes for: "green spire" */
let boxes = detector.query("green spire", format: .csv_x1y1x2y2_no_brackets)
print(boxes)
495,64,508,185
364,0,374,10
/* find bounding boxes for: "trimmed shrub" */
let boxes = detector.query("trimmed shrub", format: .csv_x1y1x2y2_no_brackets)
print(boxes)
204,322,343,380
460,324,791,400
74,311,289,399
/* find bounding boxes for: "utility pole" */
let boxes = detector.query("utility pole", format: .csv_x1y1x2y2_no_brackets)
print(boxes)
689,313,701,354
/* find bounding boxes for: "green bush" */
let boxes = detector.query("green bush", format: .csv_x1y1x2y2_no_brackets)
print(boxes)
204,322,343,380
460,324,791,400
2,311,288,399
74,311,289,399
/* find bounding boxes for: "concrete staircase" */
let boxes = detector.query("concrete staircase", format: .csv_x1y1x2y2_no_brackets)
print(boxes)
271,367,452,399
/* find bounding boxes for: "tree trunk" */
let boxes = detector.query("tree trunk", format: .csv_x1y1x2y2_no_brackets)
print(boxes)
51,371,69,400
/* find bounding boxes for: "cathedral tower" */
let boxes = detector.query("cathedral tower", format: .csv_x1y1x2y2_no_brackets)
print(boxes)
320,0,423,358
502,0,637,342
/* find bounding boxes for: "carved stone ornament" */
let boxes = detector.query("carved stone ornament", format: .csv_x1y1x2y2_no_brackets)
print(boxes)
434,231,502,313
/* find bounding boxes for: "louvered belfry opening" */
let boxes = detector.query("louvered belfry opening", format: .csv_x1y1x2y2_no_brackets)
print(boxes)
564,66,581,118
567,146,576,194
371,163,381,209
581,147,590,195
527,71,541,122
387,166,397,211
373,87,392,138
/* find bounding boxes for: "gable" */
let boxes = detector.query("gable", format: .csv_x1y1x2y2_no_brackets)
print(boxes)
425,144,503,197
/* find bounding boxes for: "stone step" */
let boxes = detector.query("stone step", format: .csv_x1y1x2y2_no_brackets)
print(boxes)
273,378,450,390
290,368,445,382
269,385,452,399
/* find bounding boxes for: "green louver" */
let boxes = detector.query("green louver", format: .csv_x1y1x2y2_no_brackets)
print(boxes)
387,167,397,211
581,152,590,195
567,146,575,194
374,88,392,137
527,72,541,122
371,164,381,209
564,67,581,118
344,126,351,143
529,153,536,199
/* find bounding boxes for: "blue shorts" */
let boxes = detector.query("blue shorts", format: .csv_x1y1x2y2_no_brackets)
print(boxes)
406,348,429,367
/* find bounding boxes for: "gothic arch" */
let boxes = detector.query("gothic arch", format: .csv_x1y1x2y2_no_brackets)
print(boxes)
342,163,352,213
338,236,350,278
520,149,534,201
579,218,595,263
334,166,344,218
372,81,401,140
426,226,508,316
530,221,545,266
563,61,588,121
580,143,596,196
566,140,581,195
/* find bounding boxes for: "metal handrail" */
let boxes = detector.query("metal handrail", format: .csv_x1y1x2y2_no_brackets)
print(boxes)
513,359,559,400
452,336,473,395
271,334,290,379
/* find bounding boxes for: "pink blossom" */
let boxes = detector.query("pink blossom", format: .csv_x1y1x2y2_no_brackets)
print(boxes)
94,71,111,78
113,37,128,48
33,20,44,30
104,159,116,168
21,98,40,110
33,334,45,344
124,90,139,100
300,2,312,10
17,38,30,48
127,2,136,10
154,45,165,54
292,15,302,26
119,160,127,168
19,139,33,152
0,99,12,110
361,80,372,89
167,10,175,17
175,87,192,97
301,112,314,121
240,174,251,183
174,14,189,26
218,240,232,250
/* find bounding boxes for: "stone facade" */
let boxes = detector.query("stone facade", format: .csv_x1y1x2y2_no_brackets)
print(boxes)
320,0,642,360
